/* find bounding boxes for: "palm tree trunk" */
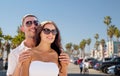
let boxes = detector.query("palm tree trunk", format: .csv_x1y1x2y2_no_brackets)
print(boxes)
83,49,85,58
102,46,105,61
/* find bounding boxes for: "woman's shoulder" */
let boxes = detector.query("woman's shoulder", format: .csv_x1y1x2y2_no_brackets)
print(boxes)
50,49,59,63
51,49,59,57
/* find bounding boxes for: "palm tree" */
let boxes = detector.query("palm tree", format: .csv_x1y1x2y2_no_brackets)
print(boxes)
11,26,25,49
79,39,86,58
0,27,4,57
114,28,120,42
94,41,100,50
104,16,111,57
3,35,12,55
104,16,112,34
73,44,79,57
3,35,12,41
104,16,111,28
100,39,105,61
65,42,72,56
107,25,117,57
94,41,100,58
86,38,91,52
11,33,25,49
107,25,116,41
0,27,3,49
94,33,99,41
94,33,99,57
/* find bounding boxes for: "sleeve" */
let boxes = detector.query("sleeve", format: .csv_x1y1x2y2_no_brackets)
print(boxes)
12,55,31,76
6,52,17,76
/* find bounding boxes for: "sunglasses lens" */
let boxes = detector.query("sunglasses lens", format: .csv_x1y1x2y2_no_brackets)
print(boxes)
43,28,57,35
52,30,57,35
26,21,32,26
34,20,39,26
43,28,51,34
26,20,38,27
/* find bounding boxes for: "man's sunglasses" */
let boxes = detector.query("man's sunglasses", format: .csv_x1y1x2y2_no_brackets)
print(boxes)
26,20,39,27
42,28,57,35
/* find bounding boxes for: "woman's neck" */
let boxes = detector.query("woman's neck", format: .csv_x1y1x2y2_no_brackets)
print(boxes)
36,43,51,52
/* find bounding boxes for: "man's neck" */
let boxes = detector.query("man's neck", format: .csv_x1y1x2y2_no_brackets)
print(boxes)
24,39,35,48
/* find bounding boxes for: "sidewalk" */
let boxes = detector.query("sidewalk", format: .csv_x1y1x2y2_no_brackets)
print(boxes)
68,63,80,73
68,63,109,75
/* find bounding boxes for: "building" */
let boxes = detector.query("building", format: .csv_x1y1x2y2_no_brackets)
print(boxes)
107,41,120,57
90,41,120,60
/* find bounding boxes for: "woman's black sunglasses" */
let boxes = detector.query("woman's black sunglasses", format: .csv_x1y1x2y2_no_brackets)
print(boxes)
42,28,57,35
26,20,39,27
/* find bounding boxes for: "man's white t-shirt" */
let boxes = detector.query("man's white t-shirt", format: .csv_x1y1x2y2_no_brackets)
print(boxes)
6,41,30,76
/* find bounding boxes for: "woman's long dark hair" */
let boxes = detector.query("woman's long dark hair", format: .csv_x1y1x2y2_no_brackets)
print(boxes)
35,21,62,53
34,21,63,73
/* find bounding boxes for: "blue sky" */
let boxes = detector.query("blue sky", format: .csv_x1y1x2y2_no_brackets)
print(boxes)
0,0,120,52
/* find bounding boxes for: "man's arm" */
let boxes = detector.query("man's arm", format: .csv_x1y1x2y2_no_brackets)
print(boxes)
13,51,31,76
59,52,70,66
59,52,70,76
7,52,17,76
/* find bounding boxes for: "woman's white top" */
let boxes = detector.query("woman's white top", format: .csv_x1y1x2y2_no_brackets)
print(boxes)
29,61,59,76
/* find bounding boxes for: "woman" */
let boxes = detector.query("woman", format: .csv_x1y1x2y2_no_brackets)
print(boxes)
13,21,68,76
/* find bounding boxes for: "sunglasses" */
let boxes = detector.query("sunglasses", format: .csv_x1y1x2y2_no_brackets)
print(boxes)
25,20,39,27
42,28,57,35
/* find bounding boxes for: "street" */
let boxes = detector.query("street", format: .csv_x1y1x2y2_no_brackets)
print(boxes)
68,63,111,76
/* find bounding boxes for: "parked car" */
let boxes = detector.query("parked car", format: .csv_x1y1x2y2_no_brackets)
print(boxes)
99,57,120,73
107,65,115,75
73,57,79,65
88,59,98,68
93,62,101,70
104,57,112,62
94,57,112,70
84,57,98,68
114,64,120,75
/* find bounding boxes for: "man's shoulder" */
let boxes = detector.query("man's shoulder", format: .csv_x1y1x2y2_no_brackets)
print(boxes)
10,42,25,55
11,45,21,52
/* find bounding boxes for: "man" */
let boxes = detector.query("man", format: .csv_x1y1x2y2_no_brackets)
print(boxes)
7,14,69,76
